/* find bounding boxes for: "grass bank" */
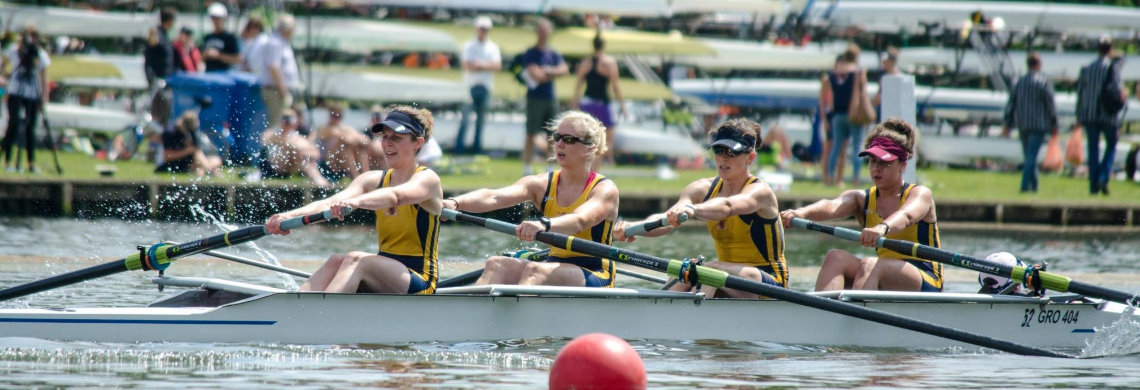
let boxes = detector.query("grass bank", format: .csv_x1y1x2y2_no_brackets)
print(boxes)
3,150,1137,206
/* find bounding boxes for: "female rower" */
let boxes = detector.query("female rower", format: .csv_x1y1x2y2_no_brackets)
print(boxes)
265,106,443,294
443,111,620,287
614,118,787,298
780,118,942,292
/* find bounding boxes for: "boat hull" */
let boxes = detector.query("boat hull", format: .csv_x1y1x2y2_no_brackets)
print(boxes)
0,287,1131,350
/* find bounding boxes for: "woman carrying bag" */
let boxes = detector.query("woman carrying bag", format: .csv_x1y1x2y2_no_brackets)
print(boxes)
821,44,871,187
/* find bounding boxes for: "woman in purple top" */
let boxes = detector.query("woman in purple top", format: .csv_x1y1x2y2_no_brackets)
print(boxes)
572,30,625,170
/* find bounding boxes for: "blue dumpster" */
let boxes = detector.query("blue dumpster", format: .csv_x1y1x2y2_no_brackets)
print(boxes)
167,73,236,161
227,71,268,165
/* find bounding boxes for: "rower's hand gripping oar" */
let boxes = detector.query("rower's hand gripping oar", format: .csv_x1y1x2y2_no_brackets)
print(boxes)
790,217,1140,307
443,209,1073,358
622,213,689,238
0,207,352,302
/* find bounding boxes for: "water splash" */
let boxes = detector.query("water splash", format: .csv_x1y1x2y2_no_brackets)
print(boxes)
1080,309,1140,358
189,205,299,290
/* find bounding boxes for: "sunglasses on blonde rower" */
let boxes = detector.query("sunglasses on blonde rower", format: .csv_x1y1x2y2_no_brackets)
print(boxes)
549,132,591,145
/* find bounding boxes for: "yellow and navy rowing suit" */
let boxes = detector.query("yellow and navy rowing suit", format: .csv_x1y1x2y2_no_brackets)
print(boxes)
862,183,943,292
703,176,788,287
540,170,615,287
374,167,439,294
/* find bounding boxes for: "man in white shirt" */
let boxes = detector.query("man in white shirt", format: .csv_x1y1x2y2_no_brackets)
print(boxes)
454,16,501,155
255,14,300,129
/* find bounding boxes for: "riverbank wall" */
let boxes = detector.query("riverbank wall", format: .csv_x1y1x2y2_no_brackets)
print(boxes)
1,178,1136,232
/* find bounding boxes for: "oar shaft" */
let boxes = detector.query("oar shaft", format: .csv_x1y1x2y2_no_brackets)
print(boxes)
0,261,128,301
447,210,1071,358
791,218,1139,306
0,208,347,302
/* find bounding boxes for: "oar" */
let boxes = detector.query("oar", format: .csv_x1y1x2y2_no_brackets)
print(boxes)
443,209,1072,358
790,218,1139,306
0,207,352,302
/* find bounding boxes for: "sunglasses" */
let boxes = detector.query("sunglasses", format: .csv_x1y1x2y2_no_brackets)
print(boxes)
549,132,591,145
712,145,750,157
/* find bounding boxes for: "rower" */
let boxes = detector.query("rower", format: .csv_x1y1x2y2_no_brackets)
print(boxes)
781,118,944,292
615,118,788,298
265,106,443,294
443,111,620,288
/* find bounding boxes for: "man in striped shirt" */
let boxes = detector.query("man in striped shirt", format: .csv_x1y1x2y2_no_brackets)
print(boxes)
1075,37,1126,195
1003,53,1057,193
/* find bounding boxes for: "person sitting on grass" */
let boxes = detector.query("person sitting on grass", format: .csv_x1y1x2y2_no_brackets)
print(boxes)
155,111,221,176
259,108,331,187
312,102,372,181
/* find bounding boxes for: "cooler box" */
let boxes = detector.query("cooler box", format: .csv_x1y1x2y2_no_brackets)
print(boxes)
227,71,268,165
167,73,236,160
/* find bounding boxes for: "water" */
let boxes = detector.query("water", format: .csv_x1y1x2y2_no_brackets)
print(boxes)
1,217,1139,388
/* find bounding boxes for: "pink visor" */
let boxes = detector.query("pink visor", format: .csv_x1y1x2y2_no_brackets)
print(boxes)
858,137,908,162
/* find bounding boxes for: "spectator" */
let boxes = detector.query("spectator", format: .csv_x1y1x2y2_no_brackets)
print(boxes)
1075,37,1127,195
143,7,176,127
155,111,222,176
254,15,300,133
571,29,625,170
0,25,49,173
819,45,863,187
1002,52,1057,193
365,106,389,170
455,16,501,155
172,27,203,73
873,47,903,116
260,108,331,187
201,3,240,72
313,102,371,180
239,16,265,72
521,17,569,176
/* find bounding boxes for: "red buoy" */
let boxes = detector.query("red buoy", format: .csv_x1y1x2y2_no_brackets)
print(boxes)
549,333,647,390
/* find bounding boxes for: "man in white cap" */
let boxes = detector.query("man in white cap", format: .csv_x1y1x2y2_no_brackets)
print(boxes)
201,3,240,72
454,16,501,155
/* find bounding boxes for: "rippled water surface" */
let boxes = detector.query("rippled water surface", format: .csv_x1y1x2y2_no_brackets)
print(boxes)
1,217,1139,388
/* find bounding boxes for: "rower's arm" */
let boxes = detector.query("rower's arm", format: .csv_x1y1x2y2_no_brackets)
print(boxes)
880,185,935,233
345,169,443,214
781,189,862,228
616,180,704,240
278,171,380,218
694,179,777,221
550,180,618,234
448,175,542,213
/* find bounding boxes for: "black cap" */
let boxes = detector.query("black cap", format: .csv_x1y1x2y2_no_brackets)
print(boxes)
709,125,755,152
369,110,424,136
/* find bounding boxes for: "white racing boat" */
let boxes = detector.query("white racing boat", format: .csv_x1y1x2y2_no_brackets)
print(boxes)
1,210,1135,357
0,277,1134,350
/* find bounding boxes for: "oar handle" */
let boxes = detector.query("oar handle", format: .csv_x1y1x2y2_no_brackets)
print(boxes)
623,213,688,238
279,206,353,231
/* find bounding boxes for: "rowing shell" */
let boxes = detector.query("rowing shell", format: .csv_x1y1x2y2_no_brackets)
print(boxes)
0,278,1133,350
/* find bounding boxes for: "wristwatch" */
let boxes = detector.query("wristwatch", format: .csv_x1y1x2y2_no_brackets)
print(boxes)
879,222,891,235
539,216,552,232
